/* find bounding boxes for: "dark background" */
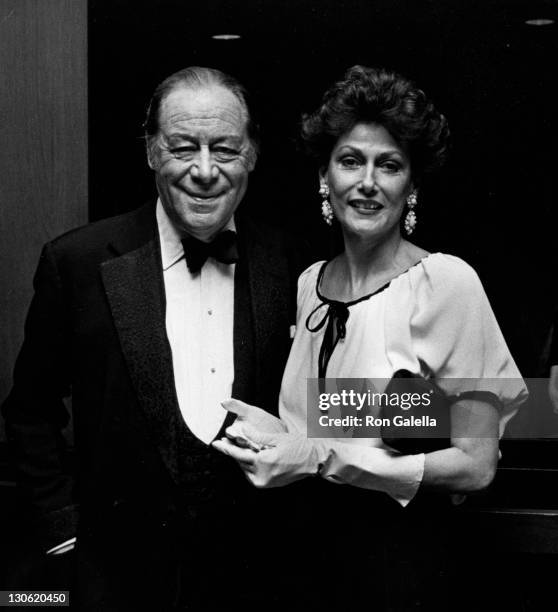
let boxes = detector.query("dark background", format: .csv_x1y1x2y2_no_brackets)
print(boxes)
89,0,558,382
2,1,558,603
87,5,558,603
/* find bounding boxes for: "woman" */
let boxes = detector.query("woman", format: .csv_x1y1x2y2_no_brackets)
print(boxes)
214,66,527,608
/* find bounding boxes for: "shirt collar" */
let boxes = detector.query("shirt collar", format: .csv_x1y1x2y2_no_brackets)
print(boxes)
156,198,236,271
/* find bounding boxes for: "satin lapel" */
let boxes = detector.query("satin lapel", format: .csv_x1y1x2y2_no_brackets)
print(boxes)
219,223,290,435
243,223,290,406
101,237,181,484
230,241,255,405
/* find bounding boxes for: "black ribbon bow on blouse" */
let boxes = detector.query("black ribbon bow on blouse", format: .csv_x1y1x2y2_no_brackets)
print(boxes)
306,301,350,378
182,230,239,273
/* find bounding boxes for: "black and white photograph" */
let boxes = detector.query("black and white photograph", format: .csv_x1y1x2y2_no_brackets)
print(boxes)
1,1,558,610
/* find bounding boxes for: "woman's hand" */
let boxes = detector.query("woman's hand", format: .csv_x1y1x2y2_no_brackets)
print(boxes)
220,398,287,451
212,426,325,488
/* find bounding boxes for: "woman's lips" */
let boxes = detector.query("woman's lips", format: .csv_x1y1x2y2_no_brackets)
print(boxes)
348,199,384,211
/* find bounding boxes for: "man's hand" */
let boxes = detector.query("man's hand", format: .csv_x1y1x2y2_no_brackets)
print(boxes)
221,398,287,451
213,426,325,488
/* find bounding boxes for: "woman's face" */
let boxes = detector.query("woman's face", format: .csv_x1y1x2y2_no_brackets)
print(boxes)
321,122,413,243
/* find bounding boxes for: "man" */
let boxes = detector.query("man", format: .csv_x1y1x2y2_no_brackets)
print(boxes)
3,67,302,610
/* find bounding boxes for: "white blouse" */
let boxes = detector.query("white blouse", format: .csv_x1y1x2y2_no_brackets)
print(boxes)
278,253,528,504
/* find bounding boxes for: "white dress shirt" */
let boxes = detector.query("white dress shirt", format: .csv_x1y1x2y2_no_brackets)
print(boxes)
46,201,237,555
157,199,235,445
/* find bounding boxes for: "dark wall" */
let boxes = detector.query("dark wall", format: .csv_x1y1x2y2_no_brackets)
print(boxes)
0,0,88,439
0,0,87,588
89,0,558,382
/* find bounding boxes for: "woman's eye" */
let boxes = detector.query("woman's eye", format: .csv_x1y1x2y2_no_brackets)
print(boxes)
381,161,401,172
339,157,360,168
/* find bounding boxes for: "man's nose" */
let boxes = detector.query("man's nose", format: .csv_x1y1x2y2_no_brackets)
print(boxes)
190,149,219,184
358,164,377,194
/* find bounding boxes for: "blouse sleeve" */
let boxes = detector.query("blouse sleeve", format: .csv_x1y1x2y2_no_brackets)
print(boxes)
548,311,558,367
294,261,325,326
407,255,528,434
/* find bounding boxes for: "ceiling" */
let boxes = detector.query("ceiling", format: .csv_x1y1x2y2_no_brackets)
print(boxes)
89,0,558,204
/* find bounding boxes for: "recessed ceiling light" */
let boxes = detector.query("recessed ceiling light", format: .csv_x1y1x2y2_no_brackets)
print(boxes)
211,34,242,40
525,18,555,26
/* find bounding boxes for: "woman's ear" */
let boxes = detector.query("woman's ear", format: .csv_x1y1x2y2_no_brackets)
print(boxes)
318,168,327,188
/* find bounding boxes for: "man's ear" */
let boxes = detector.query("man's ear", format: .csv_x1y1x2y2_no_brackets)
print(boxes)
146,137,157,171
246,144,258,172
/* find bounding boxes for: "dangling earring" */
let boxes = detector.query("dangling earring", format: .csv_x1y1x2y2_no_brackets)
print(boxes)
319,183,333,226
404,190,418,235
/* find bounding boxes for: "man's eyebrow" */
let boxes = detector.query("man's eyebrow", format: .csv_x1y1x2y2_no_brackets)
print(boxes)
204,134,244,142
165,133,244,145
212,135,244,145
165,132,197,142
166,132,242,142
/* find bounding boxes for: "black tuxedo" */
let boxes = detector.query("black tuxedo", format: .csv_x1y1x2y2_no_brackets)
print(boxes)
3,201,303,610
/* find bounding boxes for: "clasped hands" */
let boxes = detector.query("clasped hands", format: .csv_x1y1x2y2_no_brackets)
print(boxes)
212,399,325,488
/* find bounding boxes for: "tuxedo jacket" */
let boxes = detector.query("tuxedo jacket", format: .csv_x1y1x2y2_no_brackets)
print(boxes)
3,200,304,608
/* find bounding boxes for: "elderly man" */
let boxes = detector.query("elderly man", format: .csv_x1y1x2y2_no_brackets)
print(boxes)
3,67,302,610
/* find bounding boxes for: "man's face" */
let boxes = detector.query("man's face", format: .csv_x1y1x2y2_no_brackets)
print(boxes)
148,84,256,241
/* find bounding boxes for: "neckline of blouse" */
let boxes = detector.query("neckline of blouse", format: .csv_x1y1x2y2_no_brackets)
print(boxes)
315,252,437,307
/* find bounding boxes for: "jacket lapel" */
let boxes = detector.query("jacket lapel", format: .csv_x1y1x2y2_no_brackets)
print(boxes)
240,219,291,414
230,240,255,405
100,204,292,467
101,215,182,484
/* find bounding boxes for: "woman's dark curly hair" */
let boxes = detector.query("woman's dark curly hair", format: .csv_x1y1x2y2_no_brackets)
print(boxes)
301,65,450,182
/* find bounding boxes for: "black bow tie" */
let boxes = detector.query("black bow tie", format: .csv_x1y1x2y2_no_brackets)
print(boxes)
182,230,239,273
